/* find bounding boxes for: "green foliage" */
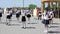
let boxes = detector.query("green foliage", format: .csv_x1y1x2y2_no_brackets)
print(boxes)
52,4,57,9
28,4,37,9
45,5,50,10
45,4,57,10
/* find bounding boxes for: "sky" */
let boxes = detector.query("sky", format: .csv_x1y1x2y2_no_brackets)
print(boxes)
0,0,41,8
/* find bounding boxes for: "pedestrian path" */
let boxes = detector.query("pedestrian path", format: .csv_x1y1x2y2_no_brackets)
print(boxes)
0,14,60,34
47,19,60,34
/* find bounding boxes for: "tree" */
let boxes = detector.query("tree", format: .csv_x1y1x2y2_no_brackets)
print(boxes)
45,5,50,10
45,4,57,10
28,4,37,9
52,4,57,9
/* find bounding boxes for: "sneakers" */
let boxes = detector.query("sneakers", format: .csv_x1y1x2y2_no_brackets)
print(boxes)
6,23,11,26
44,29,48,33
22,27,26,29
48,25,51,28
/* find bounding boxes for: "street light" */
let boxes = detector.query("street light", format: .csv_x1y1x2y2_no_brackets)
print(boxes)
23,0,24,9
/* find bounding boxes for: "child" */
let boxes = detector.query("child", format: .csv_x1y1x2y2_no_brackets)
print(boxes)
26,13,31,23
16,10,20,21
21,9,26,29
42,9,51,33
0,9,3,23
6,9,12,25
38,12,42,20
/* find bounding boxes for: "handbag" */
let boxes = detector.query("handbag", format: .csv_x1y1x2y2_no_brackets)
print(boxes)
42,19,46,24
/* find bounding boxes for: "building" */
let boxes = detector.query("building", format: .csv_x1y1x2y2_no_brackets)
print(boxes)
41,0,60,18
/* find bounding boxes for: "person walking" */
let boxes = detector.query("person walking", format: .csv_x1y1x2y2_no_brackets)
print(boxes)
38,12,42,20
42,9,51,33
49,9,54,24
26,12,31,23
6,8,12,25
21,9,26,29
0,9,3,23
16,9,21,22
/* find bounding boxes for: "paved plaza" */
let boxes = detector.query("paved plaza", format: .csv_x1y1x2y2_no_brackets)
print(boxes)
0,14,60,34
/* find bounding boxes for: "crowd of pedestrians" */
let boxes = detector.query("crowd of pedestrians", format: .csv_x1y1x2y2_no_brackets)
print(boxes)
0,8,58,32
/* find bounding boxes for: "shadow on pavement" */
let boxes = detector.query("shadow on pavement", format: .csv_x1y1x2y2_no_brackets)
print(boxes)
50,23,60,25
48,25,59,28
6,24,20,26
48,31,60,33
0,22,7,24
22,27,36,29
28,23,38,24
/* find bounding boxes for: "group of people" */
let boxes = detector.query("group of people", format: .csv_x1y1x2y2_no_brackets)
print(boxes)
0,8,54,30
0,8,31,29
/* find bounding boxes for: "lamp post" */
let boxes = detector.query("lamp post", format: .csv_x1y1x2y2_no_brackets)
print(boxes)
23,0,24,9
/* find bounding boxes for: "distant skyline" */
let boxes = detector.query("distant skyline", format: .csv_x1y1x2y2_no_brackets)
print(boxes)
0,0,41,8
